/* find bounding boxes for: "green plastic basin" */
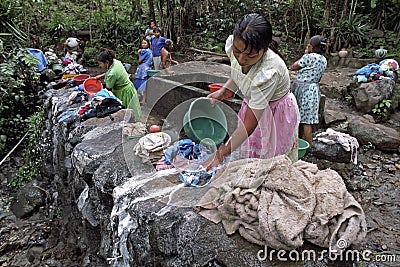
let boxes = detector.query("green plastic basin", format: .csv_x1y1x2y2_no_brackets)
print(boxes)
298,138,310,159
183,97,228,145
147,70,160,77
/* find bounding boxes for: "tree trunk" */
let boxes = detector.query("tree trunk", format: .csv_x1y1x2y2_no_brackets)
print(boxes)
177,0,189,40
322,0,331,36
299,0,310,47
166,0,175,40
341,0,349,20
89,0,93,45
156,0,175,40
130,0,142,21
188,47,226,57
331,0,342,52
148,0,155,24
157,0,164,30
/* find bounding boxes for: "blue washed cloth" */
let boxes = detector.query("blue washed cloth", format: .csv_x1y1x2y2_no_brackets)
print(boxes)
134,78,147,93
179,165,216,188
94,89,118,100
164,139,213,165
164,139,196,164
58,108,79,123
355,63,383,78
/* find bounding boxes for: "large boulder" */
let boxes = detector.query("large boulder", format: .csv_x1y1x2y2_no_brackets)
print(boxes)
311,142,354,163
352,79,395,113
348,118,400,152
10,182,47,219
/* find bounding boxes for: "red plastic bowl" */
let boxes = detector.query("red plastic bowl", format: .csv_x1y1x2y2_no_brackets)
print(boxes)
73,74,90,85
208,83,233,98
83,78,103,96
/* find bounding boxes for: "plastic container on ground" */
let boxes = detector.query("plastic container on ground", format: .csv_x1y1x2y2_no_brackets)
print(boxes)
73,74,90,85
147,70,160,77
83,78,103,96
183,97,228,145
208,83,233,98
298,138,310,159
52,64,64,74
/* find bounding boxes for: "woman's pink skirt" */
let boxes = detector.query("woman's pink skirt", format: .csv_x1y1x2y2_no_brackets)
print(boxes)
237,92,300,162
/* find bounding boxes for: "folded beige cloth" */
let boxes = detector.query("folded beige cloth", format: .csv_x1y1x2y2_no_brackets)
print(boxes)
134,132,171,164
197,155,367,251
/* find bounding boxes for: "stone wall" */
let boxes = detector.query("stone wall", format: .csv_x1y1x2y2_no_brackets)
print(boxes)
42,62,294,267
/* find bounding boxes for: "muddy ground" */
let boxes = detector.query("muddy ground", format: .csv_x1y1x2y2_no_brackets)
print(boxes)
0,64,399,266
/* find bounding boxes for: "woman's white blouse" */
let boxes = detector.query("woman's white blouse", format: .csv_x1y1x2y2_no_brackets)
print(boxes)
225,35,290,110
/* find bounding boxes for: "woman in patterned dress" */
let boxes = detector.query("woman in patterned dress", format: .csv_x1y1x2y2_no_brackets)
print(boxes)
290,35,327,146
204,13,300,170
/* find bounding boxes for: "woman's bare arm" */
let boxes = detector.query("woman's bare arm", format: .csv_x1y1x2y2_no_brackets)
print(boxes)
203,106,264,170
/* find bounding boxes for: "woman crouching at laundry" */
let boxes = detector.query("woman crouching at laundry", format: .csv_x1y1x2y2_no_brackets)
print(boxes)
95,48,141,121
204,13,300,170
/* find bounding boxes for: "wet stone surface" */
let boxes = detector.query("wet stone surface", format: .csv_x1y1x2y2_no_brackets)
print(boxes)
0,66,399,266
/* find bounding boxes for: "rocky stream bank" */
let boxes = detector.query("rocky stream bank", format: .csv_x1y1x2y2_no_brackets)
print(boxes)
0,61,399,267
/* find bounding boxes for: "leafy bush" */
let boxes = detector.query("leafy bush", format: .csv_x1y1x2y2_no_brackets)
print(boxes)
0,47,41,157
10,109,45,188
83,46,99,66
0,0,27,42
370,0,400,33
372,99,392,121
335,14,370,50
362,141,375,151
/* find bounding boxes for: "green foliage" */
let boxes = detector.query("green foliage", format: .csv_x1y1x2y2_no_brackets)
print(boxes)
372,99,392,120
210,42,225,53
335,14,370,49
0,0,27,42
345,95,353,104
191,0,266,49
6,0,398,65
0,47,41,156
362,141,375,151
115,42,140,66
370,0,400,33
54,207,62,218
10,109,45,188
384,31,400,58
83,46,99,67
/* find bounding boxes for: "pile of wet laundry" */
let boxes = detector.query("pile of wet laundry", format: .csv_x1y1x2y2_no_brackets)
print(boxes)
353,59,398,83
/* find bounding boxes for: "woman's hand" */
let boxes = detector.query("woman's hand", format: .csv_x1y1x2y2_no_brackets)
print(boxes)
201,147,227,171
207,87,226,105
95,74,104,80
201,143,230,171
201,152,221,171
